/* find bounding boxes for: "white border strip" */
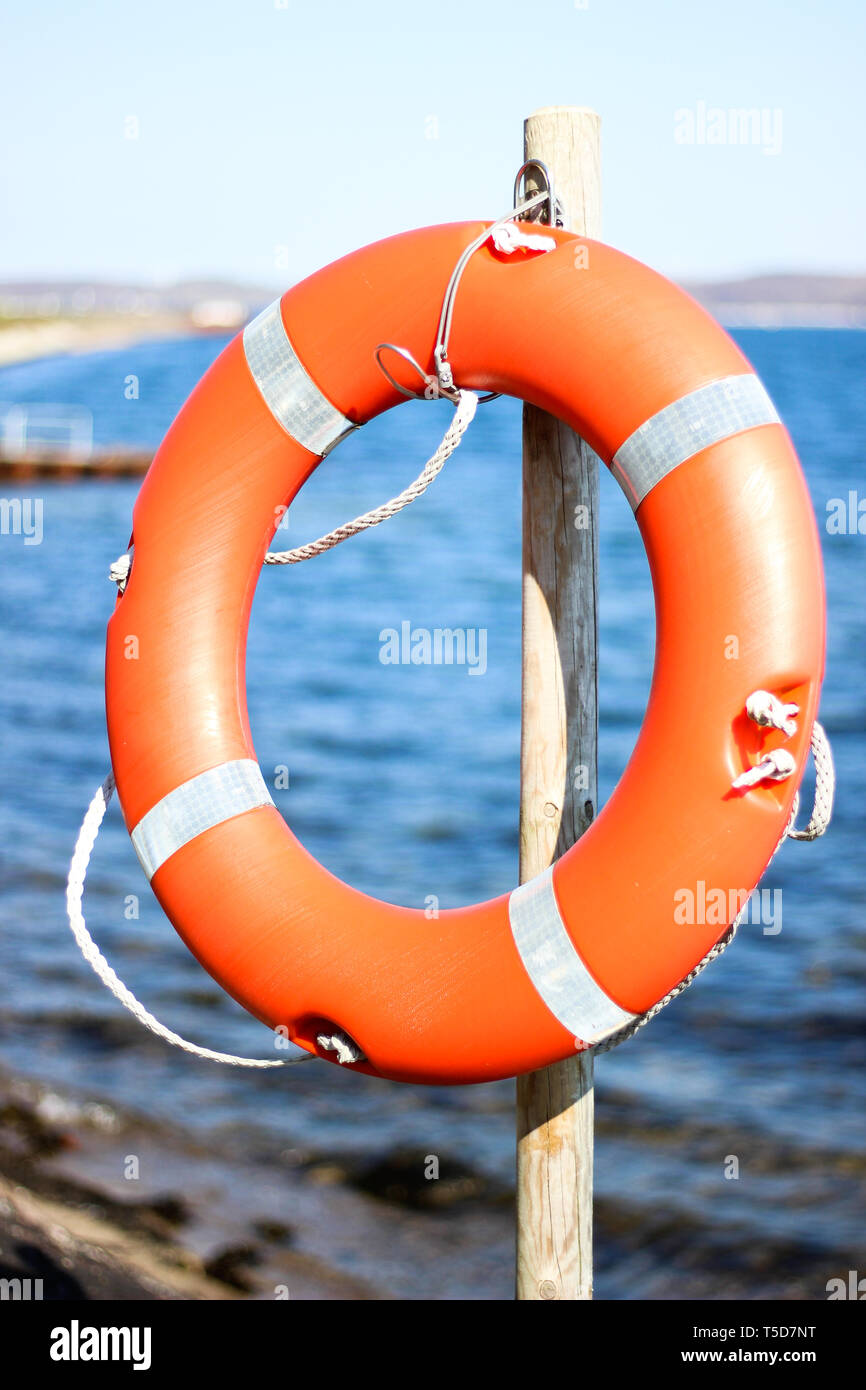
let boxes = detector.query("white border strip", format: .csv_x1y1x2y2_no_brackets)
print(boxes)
243,300,356,457
508,867,637,1045
131,760,274,882
610,374,780,510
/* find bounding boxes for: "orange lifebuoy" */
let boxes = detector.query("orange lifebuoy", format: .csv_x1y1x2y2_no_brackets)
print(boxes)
105,222,825,1085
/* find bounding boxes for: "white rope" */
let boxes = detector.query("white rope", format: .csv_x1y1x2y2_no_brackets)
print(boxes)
745,689,799,737
65,774,311,1068
731,748,797,789
596,698,835,1053
263,388,478,565
108,391,478,587
110,197,551,591
109,551,132,593
787,720,834,840
317,1032,364,1065
594,785,803,1054
261,199,552,567
109,394,479,584
731,691,835,832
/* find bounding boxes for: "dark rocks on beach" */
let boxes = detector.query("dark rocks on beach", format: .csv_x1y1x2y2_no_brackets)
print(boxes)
0,1078,381,1299
143,1194,188,1228
252,1218,294,1245
0,1094,192,1245
203,1244,262,1292
340,1149,508,1212
0,1239,88,1301
0,1099,73,1162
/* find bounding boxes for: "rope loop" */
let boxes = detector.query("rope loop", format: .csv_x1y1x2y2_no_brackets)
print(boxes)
263,388,478,566
745,689,799,736
596,705,835,1054
110,191,555,595
65,775,311,1069
786,720,834,840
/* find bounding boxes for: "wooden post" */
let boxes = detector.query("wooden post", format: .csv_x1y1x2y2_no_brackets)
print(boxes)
516,106,602,1302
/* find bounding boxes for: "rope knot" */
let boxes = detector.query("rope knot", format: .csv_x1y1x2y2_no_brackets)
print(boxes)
732,748,797,789
746,689,799,736
109,552,132,593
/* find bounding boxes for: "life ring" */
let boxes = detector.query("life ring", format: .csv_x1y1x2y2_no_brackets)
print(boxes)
106,221,825,1085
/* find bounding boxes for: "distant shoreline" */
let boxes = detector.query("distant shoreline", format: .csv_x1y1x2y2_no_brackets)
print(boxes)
0,315,222,369
694,307,866,329
0,312,862,378
0,272,864,368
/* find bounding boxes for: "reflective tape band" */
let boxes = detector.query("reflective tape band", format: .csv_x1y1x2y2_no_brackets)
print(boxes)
508,866,637,1045
243,300,356,457
610,374,781,510
131,760,274,882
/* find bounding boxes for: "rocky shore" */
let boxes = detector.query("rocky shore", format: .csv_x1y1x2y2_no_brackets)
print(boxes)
0,1065,859,1302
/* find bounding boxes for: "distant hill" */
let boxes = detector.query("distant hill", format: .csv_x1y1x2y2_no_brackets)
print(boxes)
0,279,275,324
682,275,866,327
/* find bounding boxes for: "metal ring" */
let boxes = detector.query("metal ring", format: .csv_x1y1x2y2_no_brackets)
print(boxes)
374,343,433,400
374,343,461,404
513,160,563,227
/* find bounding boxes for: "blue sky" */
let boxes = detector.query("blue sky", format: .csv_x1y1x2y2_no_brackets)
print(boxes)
2,0,863,286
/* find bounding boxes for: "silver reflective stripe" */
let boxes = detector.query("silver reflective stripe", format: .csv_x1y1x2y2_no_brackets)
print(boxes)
243,299,356,457
610,374,780,510
508,866,636,1044
131,759,274,882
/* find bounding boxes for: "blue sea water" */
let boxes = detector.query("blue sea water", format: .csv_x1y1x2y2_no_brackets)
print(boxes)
0,327,863,1298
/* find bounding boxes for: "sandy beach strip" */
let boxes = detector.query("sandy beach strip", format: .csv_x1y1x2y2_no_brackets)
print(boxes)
0,315,204,368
